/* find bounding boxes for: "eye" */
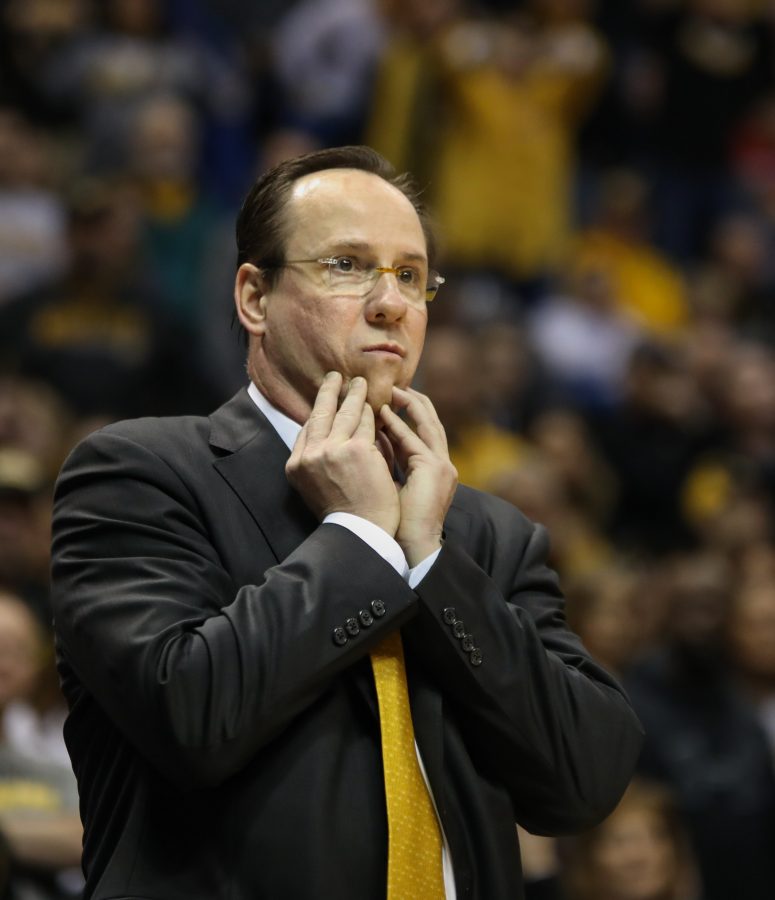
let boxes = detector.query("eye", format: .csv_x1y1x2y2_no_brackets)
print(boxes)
331,256,358,274
397,267,420,285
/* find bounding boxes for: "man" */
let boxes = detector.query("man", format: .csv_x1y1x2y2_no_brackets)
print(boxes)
50,146,643,899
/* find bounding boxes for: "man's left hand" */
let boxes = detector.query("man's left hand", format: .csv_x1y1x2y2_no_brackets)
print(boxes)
379,387,458,567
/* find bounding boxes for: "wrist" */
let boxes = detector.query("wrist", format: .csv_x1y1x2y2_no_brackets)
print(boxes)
399,534,442,568
372,513,400,536
322,504,399,536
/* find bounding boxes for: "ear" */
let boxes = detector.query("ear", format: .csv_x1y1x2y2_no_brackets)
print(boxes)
234,263,270,337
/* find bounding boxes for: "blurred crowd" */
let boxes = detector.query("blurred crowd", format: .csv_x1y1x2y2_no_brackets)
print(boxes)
1,0,775,897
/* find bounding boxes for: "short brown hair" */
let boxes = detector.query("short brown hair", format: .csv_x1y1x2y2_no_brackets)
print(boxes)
563,779,699,900
235,145,436,277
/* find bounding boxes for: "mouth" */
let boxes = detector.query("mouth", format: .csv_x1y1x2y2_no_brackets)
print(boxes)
362,343,406,359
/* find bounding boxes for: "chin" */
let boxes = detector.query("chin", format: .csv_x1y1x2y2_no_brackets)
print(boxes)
365,378,395,412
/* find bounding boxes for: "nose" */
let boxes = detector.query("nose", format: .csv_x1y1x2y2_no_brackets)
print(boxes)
363,270,409,323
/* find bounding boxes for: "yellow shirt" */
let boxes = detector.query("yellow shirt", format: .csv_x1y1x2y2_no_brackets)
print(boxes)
367,23,608,279
572,230,689,334
448,422,529,492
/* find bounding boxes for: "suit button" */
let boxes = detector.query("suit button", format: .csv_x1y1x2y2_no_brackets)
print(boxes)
359,609,374,627
452,620,466,639
470,648,483,667
332,626,348,647
345,617,360,637
442,607,457,625
461,634,475,652
371,599,386,618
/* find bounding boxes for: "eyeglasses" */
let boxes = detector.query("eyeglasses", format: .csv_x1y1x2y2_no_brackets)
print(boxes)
279,256,445,306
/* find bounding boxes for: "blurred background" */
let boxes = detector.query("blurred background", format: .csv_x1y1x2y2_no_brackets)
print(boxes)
0,0,774,897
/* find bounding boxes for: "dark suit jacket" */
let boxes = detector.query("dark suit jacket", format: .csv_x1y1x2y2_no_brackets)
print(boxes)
50,388,643,900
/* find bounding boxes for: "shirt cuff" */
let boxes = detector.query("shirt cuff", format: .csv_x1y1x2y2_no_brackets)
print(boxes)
323,513,409,579
408,548,441,588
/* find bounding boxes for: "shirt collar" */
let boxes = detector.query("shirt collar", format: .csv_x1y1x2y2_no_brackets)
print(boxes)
247,382,301,452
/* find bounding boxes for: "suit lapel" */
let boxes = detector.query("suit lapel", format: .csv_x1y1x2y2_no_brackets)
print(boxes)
208,389,378,718
209,388,318,565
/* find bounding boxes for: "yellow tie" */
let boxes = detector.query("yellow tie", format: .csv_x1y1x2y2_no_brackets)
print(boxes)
370,631,445,899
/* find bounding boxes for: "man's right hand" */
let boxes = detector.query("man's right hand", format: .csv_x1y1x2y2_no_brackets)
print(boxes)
286,372,400,535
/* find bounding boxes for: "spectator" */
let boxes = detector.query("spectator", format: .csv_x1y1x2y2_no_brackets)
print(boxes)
571,168,689,334
271,0,386,146
731,89,775,247
0,177,216,419
368,0,609,285
641,0,773,258
0,590,82,899
43,0,249,192
0,0,89,126
527,263,642,410
0,448,53,628
0,377,72,483
490,458,613,579
590,341,718,555
681,455,773,560
705,212,775,344
626,553,775,900
563,778,701,900
529,409,617,526
128,93,233,348
565,565,644,677
714,342,775,509
417,324,530,490
0,107,66,307
474,321,557,434
728,575,775,762
519,824,563,900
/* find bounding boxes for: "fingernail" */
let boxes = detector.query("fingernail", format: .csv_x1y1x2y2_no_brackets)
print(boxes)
325,371,339,382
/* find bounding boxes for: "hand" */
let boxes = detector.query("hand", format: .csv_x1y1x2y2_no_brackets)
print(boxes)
379,387,458,566
286,372,400,535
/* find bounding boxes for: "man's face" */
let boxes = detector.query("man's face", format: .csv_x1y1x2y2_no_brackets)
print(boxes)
249,168,430,419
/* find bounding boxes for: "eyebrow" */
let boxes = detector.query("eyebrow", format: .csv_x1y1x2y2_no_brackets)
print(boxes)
324,240,427,263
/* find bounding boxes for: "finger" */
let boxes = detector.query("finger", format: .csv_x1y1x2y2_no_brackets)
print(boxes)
380,404,429,464
286,419,311,479
397,386,442,420
305,372,343,442
329,376,369,441
375,428,396,472
391,386,448,454
289,419,309,460
352,398,377,444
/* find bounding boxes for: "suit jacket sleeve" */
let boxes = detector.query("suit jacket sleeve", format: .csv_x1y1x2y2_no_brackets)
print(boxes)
405,489,644,835
51,426,420,790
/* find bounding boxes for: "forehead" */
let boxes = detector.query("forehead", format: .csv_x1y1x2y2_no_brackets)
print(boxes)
283,168,427,259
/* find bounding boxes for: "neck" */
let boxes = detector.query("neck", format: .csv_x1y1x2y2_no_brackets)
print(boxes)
247,359,312,426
